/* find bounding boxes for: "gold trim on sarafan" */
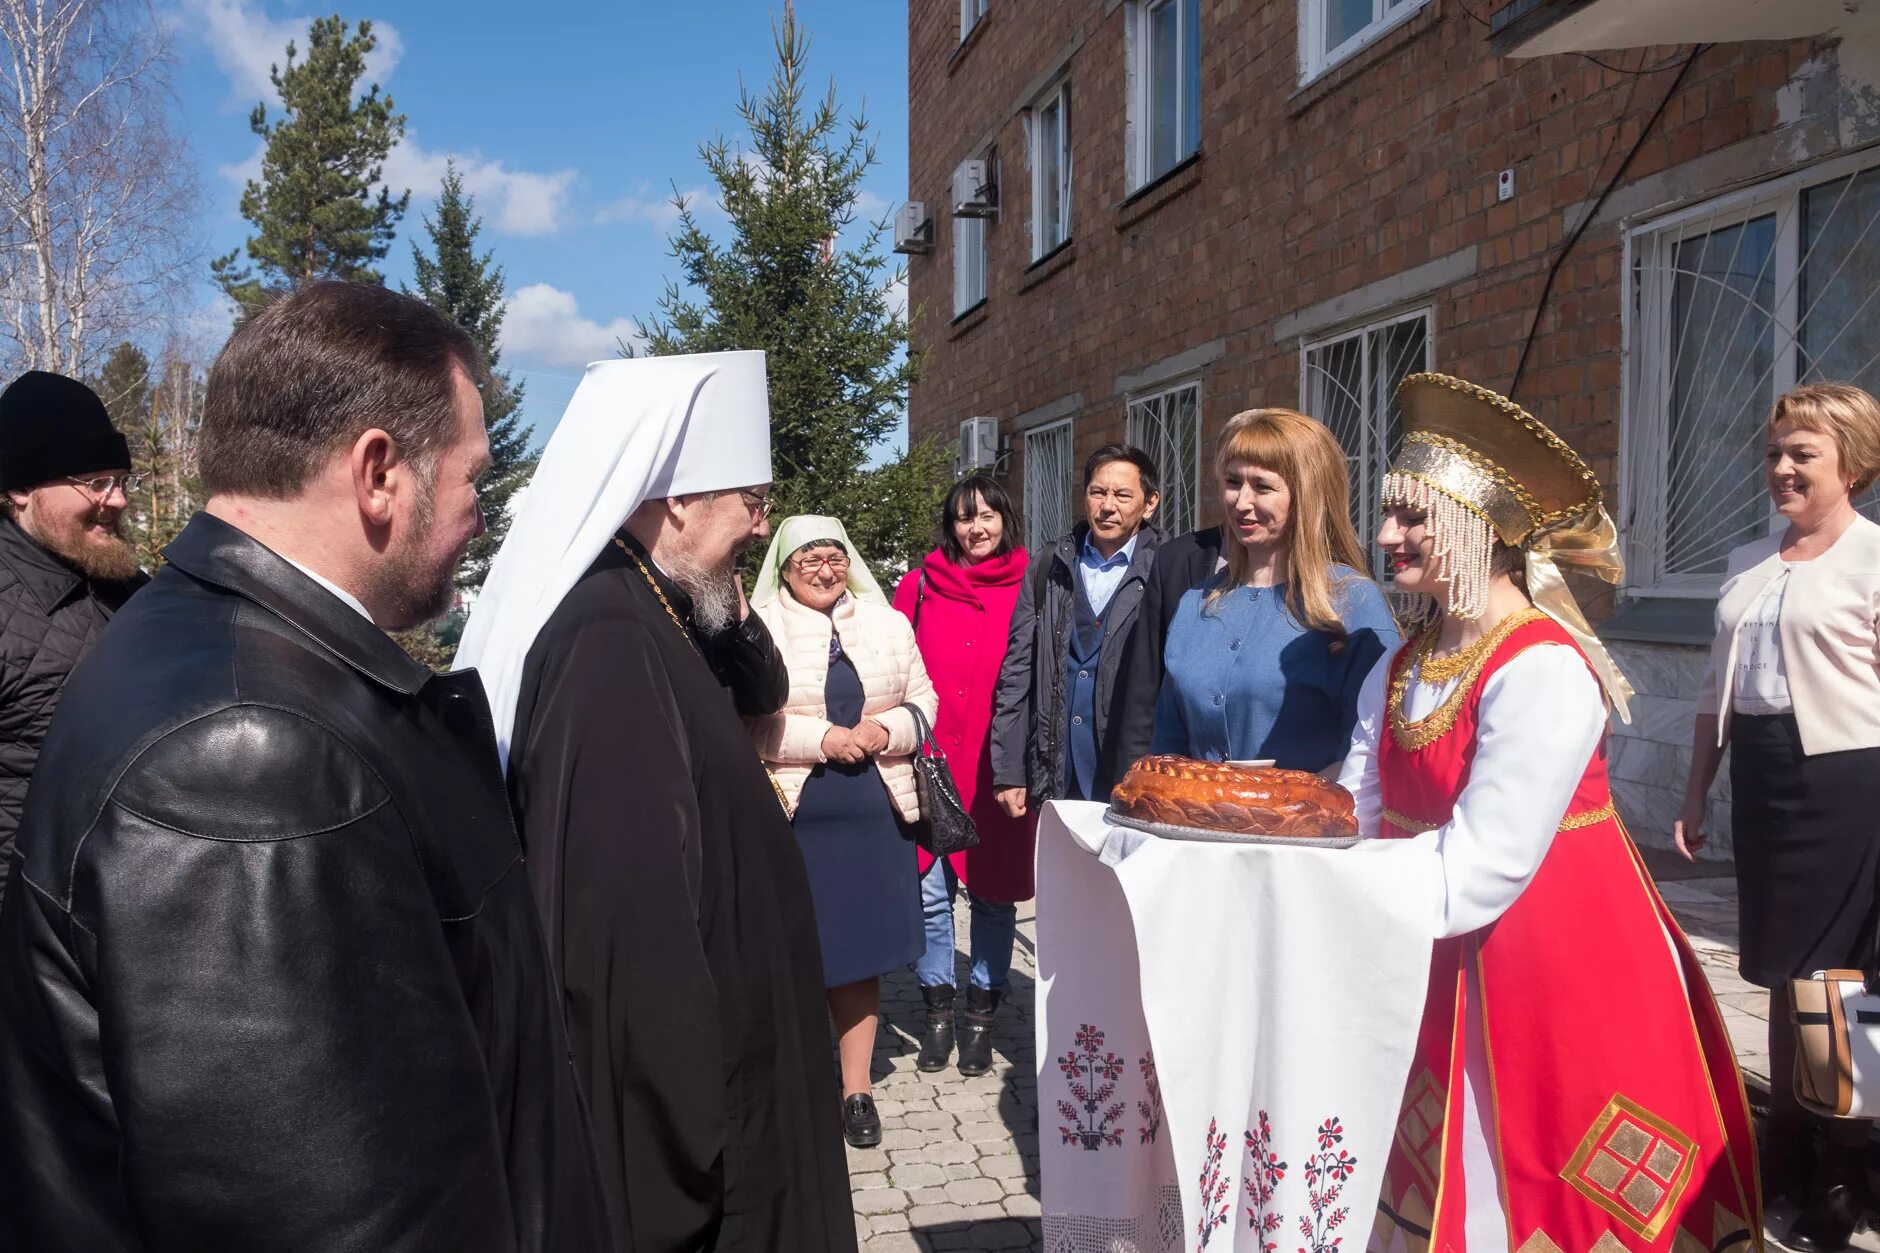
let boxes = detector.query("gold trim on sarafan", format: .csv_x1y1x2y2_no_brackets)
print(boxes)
1560,1094,1697,1241
1395,372,1604,535
1381,801,1616,837
1388,608,1549,751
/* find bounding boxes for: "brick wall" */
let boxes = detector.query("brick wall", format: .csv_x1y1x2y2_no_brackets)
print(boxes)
905,1,1876,855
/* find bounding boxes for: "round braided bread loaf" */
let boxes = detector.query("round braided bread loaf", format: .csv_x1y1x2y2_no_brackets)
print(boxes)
1109,755,1357,838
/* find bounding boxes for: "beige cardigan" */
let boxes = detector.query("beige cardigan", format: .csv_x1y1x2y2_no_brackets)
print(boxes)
750,589,940,820
1697,513,1880,755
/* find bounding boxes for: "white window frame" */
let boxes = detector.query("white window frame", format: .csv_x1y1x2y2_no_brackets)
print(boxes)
1027,81,1073,261
1022,418,1076,553
1125,380,1202,537
1300,307,1434,582
952,156,989,317
1125,0,1201,194
1622,145,1880,596
1298,0,1431,85
960,0,987,42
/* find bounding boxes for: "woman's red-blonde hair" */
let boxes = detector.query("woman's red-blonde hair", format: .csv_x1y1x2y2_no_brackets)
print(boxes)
1209,408,1377,640
1768,382,1880,494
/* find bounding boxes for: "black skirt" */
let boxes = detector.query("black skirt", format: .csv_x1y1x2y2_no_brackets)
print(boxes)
790,653,923,989
1730,712,1880,988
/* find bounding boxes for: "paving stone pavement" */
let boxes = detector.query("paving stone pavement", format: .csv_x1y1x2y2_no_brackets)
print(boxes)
849,855,1867,1252
848,896,1042,1252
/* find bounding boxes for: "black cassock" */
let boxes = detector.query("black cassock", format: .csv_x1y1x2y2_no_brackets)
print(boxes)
507,533,856,1253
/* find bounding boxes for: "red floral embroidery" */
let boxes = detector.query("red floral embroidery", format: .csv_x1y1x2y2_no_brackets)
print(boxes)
1056,1023,1127,1151
1196,1117,1231,1249
1244,1110,1287,1253
1139,1050,1165,1144
1299,1117,1356,1253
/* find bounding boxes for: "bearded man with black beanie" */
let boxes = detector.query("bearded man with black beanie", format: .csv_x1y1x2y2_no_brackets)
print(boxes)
0,370,147,907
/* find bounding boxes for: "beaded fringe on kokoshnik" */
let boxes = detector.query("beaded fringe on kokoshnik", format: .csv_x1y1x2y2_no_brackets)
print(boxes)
1380,469,1495,622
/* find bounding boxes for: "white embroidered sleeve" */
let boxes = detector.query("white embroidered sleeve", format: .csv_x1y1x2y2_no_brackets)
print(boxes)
1336,645,1398,839
1424,645,1607,938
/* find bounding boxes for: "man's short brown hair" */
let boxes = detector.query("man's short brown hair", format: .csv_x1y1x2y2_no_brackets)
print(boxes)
199,281,488,499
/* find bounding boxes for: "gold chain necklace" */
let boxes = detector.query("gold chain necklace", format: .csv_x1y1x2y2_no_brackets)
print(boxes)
1415,632,1496,686
1388,607,1547,751
614,536,699,655
613,536,792,815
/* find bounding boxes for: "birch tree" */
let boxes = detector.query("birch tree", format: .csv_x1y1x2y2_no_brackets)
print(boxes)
0,0,196,376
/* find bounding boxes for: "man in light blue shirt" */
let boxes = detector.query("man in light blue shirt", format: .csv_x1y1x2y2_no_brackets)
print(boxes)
1078,529,1138,618
990,444,1163,813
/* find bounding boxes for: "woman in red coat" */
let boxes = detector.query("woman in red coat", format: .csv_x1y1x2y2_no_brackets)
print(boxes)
892,474,1033,1077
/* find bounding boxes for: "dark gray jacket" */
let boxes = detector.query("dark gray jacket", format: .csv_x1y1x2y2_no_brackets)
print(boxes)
989,522,1164,799
0,517,144,909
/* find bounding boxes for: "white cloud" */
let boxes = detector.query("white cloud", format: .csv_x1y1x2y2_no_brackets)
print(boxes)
218,140,264,189
500,284,645,370
595,183,714,230
853,188,893,221
885,271,908,321
186,0,403,104
385,138,578,238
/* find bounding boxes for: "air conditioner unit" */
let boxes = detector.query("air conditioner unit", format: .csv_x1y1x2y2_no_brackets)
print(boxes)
959,416,999,471
952,160,997,218
892,201,933,254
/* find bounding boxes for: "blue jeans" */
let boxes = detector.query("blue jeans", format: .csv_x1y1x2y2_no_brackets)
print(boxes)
914,857,1018,992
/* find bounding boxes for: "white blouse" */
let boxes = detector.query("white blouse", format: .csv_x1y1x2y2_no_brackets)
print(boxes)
1339,640,1608,939
1730,565,1794,716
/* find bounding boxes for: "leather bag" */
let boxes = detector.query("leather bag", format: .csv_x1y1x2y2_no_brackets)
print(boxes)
895,701,979,857
1789,931,1880,1118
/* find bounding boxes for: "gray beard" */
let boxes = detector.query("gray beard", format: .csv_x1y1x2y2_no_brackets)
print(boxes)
664,552,740,634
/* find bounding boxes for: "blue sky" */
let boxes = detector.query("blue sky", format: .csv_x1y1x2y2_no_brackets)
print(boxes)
170,0,909,448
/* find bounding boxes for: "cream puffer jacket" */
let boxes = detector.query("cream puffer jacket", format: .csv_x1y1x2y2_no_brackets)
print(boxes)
751,588,940,820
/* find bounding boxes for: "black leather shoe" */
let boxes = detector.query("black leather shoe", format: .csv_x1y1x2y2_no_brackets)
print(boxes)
842,1093,881,1149
917,984,956,1073
1789,1142,1868,1253
956,985,1001,1077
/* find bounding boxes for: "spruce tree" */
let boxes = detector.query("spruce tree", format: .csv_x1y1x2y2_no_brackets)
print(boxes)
407,160,534,590
640,7,945,575
212,17,408,315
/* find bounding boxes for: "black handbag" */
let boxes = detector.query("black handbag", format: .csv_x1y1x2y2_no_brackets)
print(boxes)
898,702,979,856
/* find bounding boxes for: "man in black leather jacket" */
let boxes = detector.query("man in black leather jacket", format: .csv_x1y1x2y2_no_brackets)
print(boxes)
0,282,608,1251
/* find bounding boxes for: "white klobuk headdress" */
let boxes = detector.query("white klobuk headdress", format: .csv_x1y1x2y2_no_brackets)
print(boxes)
454,350,771,766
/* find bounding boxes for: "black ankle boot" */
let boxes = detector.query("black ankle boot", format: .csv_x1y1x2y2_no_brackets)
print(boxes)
842,1093,881,1148
1789,1139,1868,1253
956,985,1001,1077
917,984,956,1073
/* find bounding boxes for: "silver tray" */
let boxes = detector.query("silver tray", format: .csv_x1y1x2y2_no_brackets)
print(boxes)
1106,808,1364,849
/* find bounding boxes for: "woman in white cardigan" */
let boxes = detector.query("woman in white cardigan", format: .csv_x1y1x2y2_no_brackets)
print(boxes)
749,515,938,1150
1676,382,1880,1251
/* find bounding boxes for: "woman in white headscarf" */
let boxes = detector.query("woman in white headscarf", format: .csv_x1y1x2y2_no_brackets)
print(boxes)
749,515,937,1150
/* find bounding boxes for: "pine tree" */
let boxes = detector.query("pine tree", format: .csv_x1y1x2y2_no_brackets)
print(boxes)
640,6,946,575
91,341,202,568
407,160,534,590
212,17,408,315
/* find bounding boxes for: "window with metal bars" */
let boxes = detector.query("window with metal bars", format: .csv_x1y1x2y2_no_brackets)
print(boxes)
1301,310,1432,581
1022,419,1075,555
1625,152,1880,594
1126,382,1200,537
